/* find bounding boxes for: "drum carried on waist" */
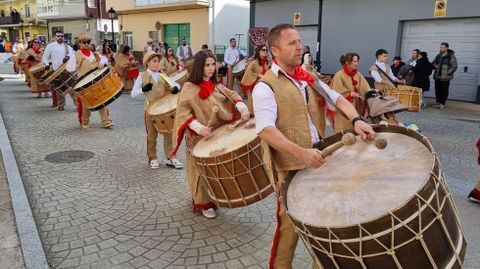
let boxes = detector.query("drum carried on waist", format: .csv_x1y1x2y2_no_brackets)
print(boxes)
73,66,123,111
281,125,466,269
170,70,189,88
51,70,78,96
192,118,274,208
381,85,422,112
147,94,179,133
231,59,248,79
29,63,46,79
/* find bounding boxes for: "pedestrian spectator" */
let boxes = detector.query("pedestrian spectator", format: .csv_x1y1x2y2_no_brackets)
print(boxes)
144,38,153,56
432,42,457,109
407,49,420,67
412,51,433,108
391,56,405,77
0,41,5,53
301,45,310,65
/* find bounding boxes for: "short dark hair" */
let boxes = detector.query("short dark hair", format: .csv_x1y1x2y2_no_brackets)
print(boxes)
441,42,449,48
375,49,388,58
420,51,428,58
188,50,218,85
340,52,360,65
413,49,421,55
229,38,236,43
201,44,208,49
267,23,295,49
393,56,402,61
122,45,130,54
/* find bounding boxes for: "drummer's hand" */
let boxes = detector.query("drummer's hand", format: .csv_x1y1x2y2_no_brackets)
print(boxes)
354,121,375,140
297,148,325,168
397,79,406,85
199,126,212,136
240,109,250,121
178,65,184,71
98,63,105,69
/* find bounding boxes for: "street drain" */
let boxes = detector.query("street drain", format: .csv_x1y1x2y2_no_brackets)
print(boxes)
45,150,95,163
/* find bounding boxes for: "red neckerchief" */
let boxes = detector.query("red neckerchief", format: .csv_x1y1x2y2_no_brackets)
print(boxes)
199,80,215,100
32,45,41,53
260,56,268,74
274,60,314,85
80,48,91,57
342,64,359,92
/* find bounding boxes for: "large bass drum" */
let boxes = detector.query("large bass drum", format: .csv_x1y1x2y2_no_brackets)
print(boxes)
281,125,466,269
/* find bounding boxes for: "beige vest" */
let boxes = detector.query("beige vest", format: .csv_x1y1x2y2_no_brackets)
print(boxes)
260,70,326,171
141,71,169,110
75,51,100,77
179,45,193,59
369,64,395,89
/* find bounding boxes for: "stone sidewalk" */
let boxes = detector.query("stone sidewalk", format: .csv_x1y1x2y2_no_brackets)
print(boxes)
0,75,479,268
0,154,26,269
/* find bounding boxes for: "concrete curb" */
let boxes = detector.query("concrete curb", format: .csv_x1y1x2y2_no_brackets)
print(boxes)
0,111,49,269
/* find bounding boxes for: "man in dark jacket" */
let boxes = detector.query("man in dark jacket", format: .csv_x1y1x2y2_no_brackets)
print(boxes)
432,42,457,109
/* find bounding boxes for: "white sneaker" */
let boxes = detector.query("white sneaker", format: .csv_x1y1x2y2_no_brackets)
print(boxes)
166,157,184,169
149,159,160,169
202,208,217,219
439,104,445,110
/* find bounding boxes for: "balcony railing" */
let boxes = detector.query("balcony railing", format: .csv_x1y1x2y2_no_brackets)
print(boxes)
0,15,21,25
135,0,209,7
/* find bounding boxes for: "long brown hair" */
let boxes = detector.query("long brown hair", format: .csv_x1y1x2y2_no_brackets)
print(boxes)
254,45,267,65
188,50,218,84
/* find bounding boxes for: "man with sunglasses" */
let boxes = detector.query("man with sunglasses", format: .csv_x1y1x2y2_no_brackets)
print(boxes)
42,30,76,110
75,34,113,129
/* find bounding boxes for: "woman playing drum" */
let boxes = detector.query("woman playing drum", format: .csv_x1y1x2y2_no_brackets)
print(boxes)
114,45,138,93
330,52,371,132
170,50,250,219
240,44,270,112
163,47,184,76
75,34,113,129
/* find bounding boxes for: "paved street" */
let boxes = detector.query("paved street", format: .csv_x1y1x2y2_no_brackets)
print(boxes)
0,75,479,269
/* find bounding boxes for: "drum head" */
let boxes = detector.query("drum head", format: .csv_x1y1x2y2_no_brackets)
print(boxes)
148,94,179,115
232,59,247,73
170,70,188,82
74,66,109,90
192,118,257,158
286,132,434,227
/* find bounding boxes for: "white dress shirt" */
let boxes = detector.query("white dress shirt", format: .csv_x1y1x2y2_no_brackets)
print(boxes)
371,61,398,83
42,41,76,72
176,45,196,59
252,63,341,144
224,47,247,66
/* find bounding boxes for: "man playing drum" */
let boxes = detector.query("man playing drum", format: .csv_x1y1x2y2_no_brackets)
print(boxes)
75,34,113,129
131,51,184,170
42,30,76,110
224,38,248,93
170,50,250,219
252,24,374,269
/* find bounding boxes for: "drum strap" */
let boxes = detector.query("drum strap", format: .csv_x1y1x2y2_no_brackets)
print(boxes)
375,64,398,87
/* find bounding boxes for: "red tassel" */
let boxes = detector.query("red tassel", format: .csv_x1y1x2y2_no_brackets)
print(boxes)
52,89,58,107
192,200,217,214
77,97,83,125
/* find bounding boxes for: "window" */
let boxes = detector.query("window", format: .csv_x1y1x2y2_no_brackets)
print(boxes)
87,0,96,8
123,32,133,50
24,32,30,39
25,5,30,17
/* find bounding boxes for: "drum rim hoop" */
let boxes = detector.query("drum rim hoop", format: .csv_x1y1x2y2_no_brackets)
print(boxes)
73,66,111,92
280,124,437,230
192,132,260,161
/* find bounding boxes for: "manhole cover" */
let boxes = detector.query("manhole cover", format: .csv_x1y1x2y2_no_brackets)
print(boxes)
45,150,95,163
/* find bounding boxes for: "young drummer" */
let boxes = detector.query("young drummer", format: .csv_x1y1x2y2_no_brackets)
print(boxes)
131,51,184,169
75,34,113,129
170,50,250,219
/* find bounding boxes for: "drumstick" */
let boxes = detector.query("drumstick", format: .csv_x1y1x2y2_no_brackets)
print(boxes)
321,133,356,158
206,106,219,128
367,135,388,149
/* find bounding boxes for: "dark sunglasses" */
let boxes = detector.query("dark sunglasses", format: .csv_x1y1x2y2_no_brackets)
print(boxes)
80,41,90,44
56,35,64,37
261,49,268,52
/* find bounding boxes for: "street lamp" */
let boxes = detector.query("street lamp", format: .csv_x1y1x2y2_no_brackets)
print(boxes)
108,7,116,50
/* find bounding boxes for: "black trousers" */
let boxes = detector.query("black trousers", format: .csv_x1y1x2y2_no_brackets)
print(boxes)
435,80,450,105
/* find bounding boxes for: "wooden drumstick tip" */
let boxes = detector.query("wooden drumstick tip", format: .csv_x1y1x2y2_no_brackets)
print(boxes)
341,133,356,146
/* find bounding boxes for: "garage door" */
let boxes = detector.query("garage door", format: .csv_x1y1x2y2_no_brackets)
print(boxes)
297,26,318,64
401,18,480,102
